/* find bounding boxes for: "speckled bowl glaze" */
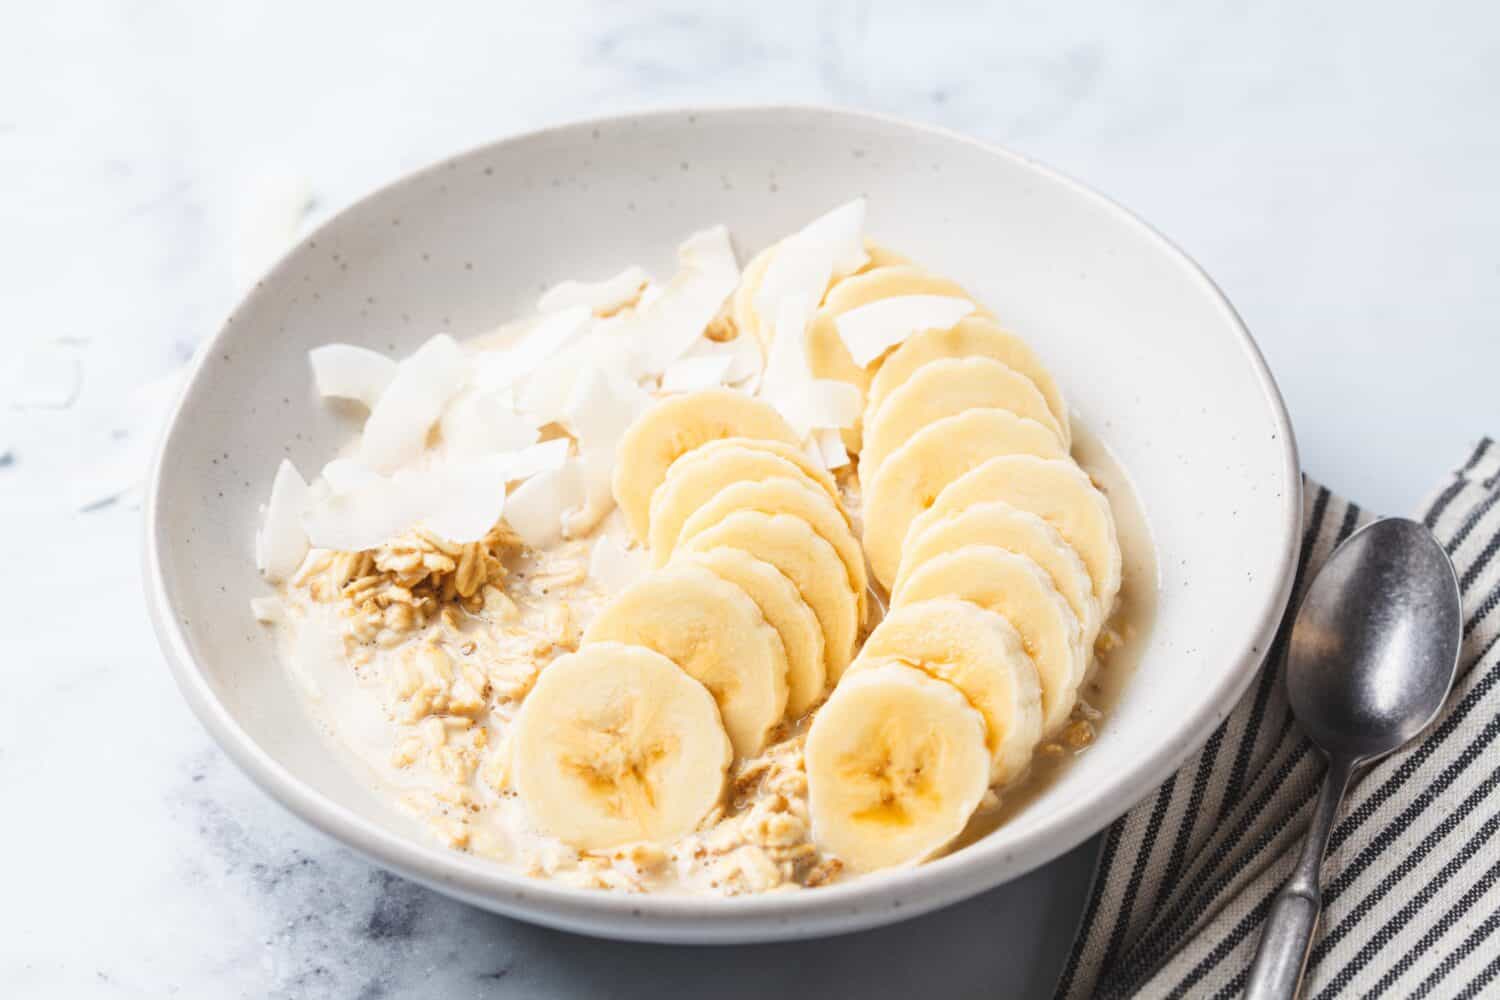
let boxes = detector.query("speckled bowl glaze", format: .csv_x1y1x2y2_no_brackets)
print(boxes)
145,106,1300,943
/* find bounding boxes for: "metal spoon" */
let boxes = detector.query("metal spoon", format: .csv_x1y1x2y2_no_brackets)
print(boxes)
1245,517,1462,999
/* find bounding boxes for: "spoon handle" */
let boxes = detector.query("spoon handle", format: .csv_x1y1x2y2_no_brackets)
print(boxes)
1245,754,1355,999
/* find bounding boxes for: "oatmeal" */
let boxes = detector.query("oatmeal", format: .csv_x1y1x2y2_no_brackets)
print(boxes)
252,198,1153,894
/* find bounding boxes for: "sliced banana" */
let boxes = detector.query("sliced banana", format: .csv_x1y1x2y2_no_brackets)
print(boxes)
860,356,1066,490
863,408,1068,590
676,477,868,619
648,440,845,564
612,389,800,543
892,545,1084,735
734,240,911,350
805,265,990,399
677,510,859,684
682,548,827,718
582,565,789,756
805,662,990,871
916,454,1122,621
866,317,1070,447
852,598,1042,784
898,500,1102,650
512,642,731,850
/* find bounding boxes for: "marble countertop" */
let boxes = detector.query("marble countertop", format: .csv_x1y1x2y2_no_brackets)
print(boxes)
4,1,1497,996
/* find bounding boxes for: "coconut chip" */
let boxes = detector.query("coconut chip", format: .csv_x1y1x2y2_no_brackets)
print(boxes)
358,334,468,473
440,388,538,458
257,459,311,581
471,305,593,392
250,595,285,624
753,199,867,333
627,226,740,376
308,344,398,409
835,295,975,368
537,266,650,315
659,354,735,394
809,428,851,471
504,460,585,549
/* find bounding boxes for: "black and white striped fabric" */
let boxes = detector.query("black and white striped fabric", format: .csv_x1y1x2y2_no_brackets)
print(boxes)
1057,439,1500,999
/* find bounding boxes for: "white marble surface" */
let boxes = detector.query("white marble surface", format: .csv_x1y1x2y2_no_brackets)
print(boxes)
4,1,1498,996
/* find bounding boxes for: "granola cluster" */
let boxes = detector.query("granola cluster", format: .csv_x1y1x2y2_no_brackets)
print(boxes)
292,523,523,646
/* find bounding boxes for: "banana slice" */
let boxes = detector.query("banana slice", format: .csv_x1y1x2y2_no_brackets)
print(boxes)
866,317,1070,447
898,500,1102,650
677,510,858,684
892,545,1084,735
676,477,868,619
512,642,731,850
805,662,990,871
681,548,827,718
612,389,800,543
734,241,911,350
914,454,1122,621
804,265,991,401
852,597,1043,784
648,440,845,564
582,565,789,756
863,408,1068,590
860,356,1066,490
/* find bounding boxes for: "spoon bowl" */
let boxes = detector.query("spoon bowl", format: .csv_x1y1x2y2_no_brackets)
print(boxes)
1286,517,1463,763
1247,516,1462,998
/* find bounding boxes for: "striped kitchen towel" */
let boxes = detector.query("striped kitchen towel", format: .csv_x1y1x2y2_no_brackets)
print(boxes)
1057,438,1500,999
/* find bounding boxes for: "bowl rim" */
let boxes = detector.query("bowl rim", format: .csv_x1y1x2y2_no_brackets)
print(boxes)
144,102,1302,942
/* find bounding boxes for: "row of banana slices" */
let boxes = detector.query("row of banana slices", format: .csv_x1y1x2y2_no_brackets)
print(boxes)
514,389,863,851
513,245,1123,874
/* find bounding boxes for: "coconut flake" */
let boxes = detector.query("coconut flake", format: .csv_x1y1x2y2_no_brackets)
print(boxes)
660,354,734,393
440,388,538,458
250,595,285,624
320,457,381,494
471,306,593,391
564,365,649,450
503,460,585,549
302,467,428,552
258,459,311,581
588,535,648,592
753,199,867,332
308,344,397,409
629,225,740,375
419,455,511,543
499,438,572,481
836,295,975,368
809,428,851,470
358,334,468,473
538,266,650,315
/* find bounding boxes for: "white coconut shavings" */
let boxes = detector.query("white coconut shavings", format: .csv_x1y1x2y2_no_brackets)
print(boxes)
756,297,861,439
320,457,382,494
471,305,593,392
503,460,585,549
440,388,538,458
836,295,976,368
809,428,851,471
308,344,398,409
537,266,650,315
564,366,650,448
753,198,867,332
257,459,311,581
418,455,513,543
250,595,285,624
683,328,764,388
627,225,740,376
588,535,648,592
357,334,468,473
301,440,569,550
660,354,734,393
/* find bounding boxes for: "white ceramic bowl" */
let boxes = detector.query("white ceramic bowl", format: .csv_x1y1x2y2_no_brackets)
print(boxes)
145,106,1300,943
